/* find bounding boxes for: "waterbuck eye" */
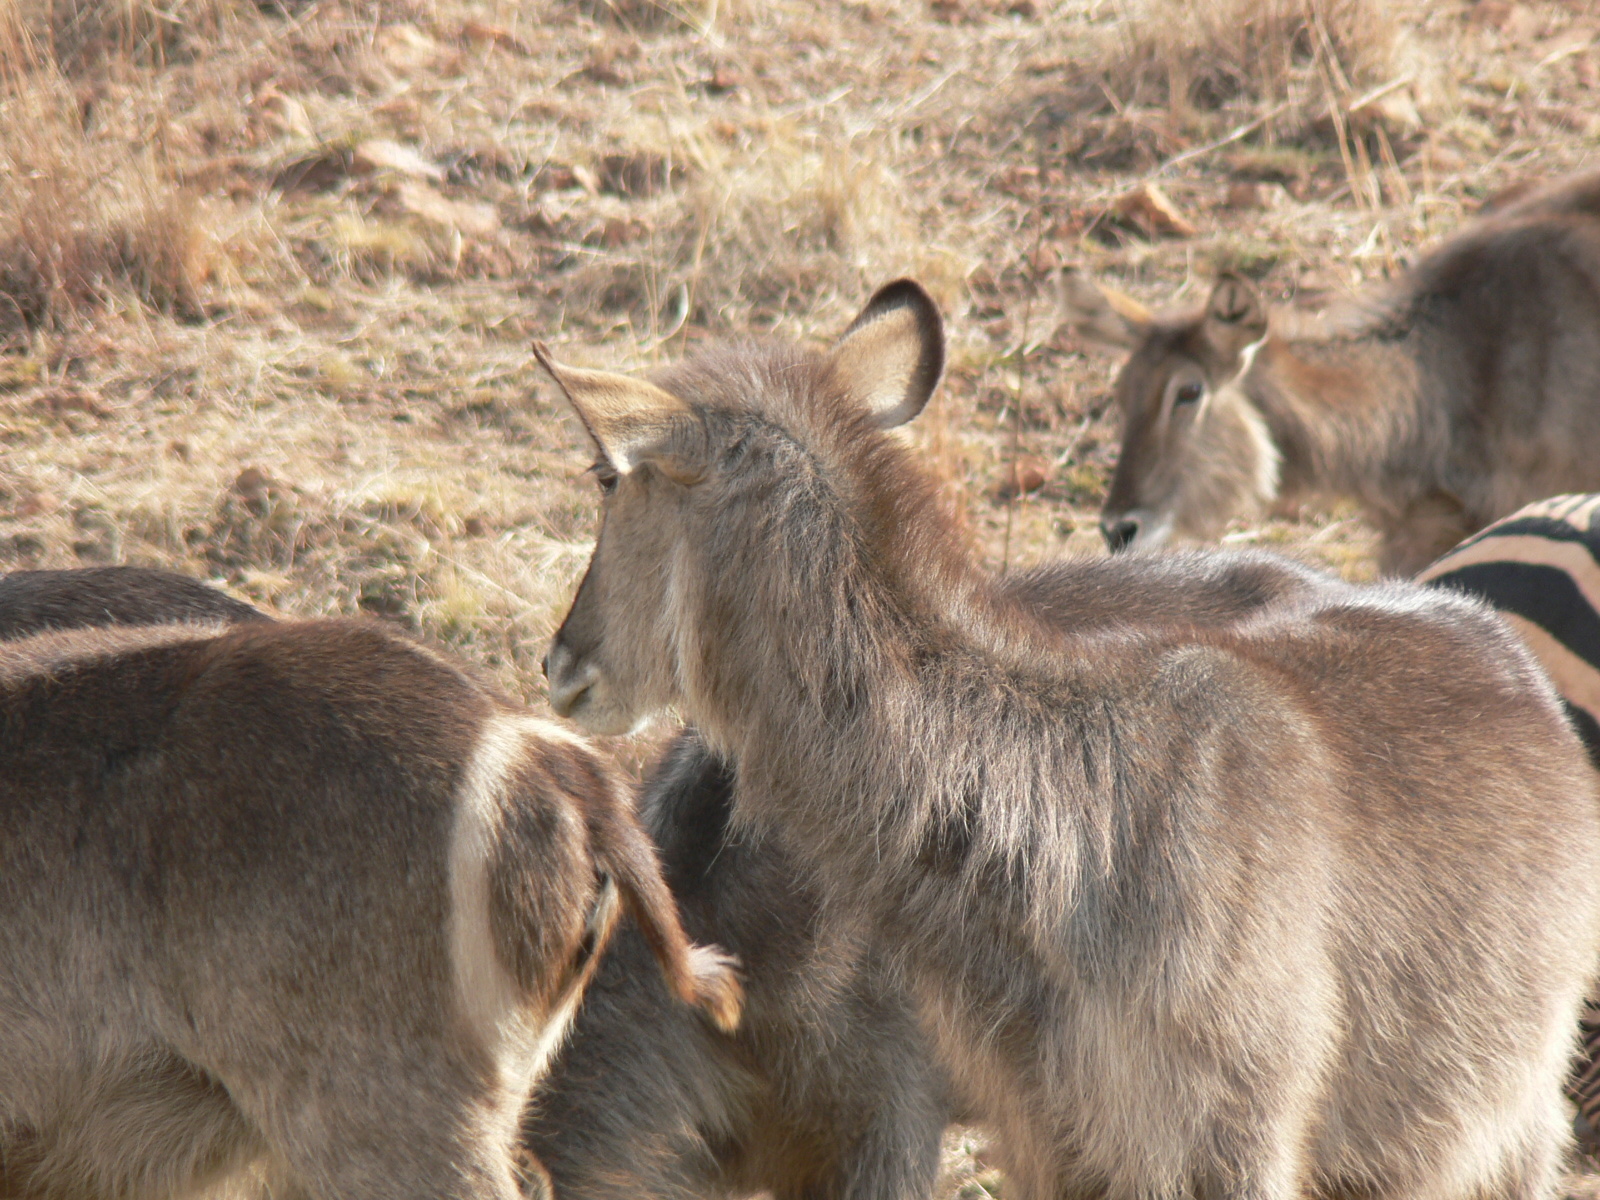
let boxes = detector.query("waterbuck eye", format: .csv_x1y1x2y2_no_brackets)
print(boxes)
1173,381,1204,406
588,462,619,494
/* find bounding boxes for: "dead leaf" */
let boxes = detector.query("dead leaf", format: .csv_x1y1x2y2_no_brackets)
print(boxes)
272,149,353,193
255,86,313,139
1111,183,1197,239
1501,3,1540,44
461,19,531,55
353,140,445,182
999,456,1052,499
1225,181,1291,211
396,181,501,238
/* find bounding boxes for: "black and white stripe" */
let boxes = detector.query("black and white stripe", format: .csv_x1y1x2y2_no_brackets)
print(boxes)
1417,494,1600,1154
1417,493,1600,766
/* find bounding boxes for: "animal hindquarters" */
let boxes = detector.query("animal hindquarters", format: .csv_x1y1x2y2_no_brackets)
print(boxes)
0,620,617,1200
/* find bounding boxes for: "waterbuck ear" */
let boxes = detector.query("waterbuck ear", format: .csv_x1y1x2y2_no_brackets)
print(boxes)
1056,267,1152,351
1203,273,1268,360
828,279,945,429
532,343,704,483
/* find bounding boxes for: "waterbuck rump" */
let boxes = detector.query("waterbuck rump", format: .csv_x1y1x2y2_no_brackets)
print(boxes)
0,608,739,1200
1062,168,1600,574
537,280,1600,1200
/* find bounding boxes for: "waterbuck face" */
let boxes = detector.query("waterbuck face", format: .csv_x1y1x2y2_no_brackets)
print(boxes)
1060,271,1279,553
539,280,942,736
535,351,706,736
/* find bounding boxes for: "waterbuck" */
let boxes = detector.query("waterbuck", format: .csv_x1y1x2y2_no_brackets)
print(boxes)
537,280,1600,1200
0,610,739,1200
1062,169,1600,574
0,567,947,1200
524,729,952,1200
0,565,271,638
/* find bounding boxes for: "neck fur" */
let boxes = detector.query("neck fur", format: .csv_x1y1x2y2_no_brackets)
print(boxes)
1242,324,1422,509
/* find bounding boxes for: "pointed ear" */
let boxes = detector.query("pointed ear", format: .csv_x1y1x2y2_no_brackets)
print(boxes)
532,343,704,483
1202,273,1268,361
1056,268,1152,351
827,279,944,429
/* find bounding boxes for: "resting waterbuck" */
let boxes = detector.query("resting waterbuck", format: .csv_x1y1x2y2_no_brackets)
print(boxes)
537,280,1600,1200
0,613,739,1200
1062,169,1600,574
0,565,271,639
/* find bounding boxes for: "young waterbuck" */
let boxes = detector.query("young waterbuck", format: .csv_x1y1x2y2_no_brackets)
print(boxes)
537,280,1600,1200
0,608,739,1200
1062,169,1600,574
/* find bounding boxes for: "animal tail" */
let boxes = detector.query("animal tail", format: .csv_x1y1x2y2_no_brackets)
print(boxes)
585,768,743,1031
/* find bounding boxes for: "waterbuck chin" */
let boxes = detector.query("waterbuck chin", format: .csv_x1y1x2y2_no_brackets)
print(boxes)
537,280,1600,1200
1062,169,1600,574
0,611,740,1200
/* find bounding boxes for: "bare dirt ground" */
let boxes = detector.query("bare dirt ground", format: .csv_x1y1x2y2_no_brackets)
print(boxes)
3,0,1598,1194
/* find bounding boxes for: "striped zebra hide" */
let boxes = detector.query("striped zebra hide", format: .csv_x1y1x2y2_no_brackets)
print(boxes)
1417,493,1600,1156
1417,493,1600,767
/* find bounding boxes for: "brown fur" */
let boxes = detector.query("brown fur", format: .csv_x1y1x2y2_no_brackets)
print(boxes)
0,574,738,1200
525,729,952,1200
1064,169,1600,574
540,281,1600,1200
0,567,271,637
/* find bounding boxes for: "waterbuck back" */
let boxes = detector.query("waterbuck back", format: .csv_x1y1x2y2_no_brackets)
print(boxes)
0,610,738,1200
537,279,1600,1200
1415,494,1600,1160
1062,168,1600,573
0,566,270,639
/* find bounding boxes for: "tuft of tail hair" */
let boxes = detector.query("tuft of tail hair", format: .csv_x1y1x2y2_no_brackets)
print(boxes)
587,780,744,1031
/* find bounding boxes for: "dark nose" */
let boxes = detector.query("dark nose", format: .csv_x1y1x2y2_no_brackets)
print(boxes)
1101,517,1140,553
540,650,549,678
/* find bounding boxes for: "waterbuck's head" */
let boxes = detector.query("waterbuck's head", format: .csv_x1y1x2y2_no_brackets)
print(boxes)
1059,269,1281,553
538,280,945,738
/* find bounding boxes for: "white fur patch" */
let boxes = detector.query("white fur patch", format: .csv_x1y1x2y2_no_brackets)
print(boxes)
448,713,533,1045
1220,337,1281,506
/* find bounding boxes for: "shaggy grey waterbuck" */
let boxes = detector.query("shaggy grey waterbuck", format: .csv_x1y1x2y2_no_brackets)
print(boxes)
1062,168,1600,574
0,610,740,1200
537,280,1600,1200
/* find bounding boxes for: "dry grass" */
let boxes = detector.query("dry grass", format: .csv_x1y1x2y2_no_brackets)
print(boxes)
1103,0,1396,115
2,0,1599,1189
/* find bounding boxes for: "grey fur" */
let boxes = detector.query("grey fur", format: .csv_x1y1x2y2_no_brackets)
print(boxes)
542,279,1600,1200
524,728,951,1200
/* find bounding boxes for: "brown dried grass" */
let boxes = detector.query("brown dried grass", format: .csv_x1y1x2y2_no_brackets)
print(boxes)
1102,0,1397,115
0,13,220,336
